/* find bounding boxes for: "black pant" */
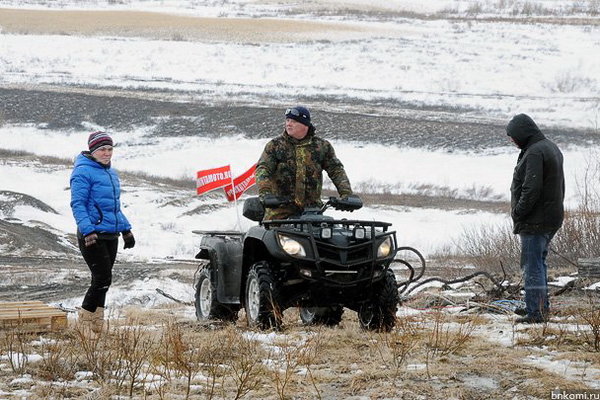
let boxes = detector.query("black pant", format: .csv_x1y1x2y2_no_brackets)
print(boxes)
78,237,118,312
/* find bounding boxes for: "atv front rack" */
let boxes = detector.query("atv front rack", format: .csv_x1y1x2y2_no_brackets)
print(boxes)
261,218,398,288
263,218,393,234
192,230,245,237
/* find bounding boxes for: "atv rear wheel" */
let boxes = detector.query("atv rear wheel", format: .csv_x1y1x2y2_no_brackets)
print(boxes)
195,265,239,322
245,262,282,330
358,269,399,332
299,306,344,326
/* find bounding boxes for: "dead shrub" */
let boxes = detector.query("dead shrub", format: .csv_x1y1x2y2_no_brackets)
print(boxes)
370,317,420,385
112,324,157,397
268,334,319,400
160,322,206,400
425,310,477,359
0,328,35,375
455,221,520,275
454,151,600,279
579,294,600,351
456,206,600,279
37,338,81,382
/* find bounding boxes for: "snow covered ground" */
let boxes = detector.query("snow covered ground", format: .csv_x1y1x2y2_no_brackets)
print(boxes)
1,0,599,261
2,1,600,398
1,3,599,128
0,127,597,260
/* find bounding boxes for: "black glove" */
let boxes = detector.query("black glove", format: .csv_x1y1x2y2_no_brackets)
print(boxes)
84,232,98,247
343,194,361,202
122,230,135,249
261,194,290,208
338,194,363,211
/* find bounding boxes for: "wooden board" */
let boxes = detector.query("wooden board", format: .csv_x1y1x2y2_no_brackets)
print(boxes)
0,301,68,332
578,258,600,279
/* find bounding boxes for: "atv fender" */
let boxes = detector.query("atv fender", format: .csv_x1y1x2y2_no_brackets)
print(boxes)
244,225,296,261
195,234,243,304
240,237,271,302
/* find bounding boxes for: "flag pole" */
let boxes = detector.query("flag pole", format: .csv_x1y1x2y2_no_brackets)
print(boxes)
229,164,243,232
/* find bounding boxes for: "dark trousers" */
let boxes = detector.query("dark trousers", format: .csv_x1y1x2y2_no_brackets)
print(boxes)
78,237,118,312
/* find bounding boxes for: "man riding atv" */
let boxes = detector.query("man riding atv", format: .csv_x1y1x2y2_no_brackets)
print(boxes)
256,105,357,220
193,106,400,331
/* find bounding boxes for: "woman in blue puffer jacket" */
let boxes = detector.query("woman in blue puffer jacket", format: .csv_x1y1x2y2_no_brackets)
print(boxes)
70,131,135,336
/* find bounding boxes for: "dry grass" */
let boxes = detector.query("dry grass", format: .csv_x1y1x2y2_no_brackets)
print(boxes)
2,303,600,399
453,208,600,281
0,8,372,43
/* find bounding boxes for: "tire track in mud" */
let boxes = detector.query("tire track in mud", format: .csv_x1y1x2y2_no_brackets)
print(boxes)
2,85,594,150
0,256,199,303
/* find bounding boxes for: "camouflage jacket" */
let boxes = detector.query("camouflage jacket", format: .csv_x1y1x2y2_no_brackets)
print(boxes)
256,129,353,220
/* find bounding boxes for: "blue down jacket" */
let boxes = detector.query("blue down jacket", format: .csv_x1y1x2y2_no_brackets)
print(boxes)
70,152,132,237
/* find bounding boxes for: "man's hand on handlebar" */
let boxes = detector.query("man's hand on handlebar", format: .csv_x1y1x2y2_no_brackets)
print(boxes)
261,194,291,208
333,194,363,211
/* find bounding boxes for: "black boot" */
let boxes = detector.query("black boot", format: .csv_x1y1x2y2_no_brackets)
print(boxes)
515,315,548,324
513,307,527,316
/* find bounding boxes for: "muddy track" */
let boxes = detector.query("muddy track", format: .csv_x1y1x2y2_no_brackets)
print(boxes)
0,255,199,303
1,84,595,150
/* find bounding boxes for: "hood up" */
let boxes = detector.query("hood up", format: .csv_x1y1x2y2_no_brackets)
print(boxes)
506,113,545,149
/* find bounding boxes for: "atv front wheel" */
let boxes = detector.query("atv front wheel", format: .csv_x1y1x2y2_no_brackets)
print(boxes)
195,265,239,322
358,269,399,332
245,262,282,330
299,306,344,326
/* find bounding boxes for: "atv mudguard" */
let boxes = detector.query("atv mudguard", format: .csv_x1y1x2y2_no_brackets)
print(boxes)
243,225,296,262
195,233,244,304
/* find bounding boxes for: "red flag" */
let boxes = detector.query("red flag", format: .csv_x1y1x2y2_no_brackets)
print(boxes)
196,165,232,196
224,164,256,201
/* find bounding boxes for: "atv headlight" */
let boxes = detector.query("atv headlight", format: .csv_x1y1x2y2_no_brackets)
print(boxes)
353,226,366,240
278,234,306,257
320,227,332,239
377,236,392,258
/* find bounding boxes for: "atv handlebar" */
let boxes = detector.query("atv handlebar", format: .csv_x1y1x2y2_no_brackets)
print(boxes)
261,194,363,212
261,194,362,212
325,195,363,212
262,194,292,209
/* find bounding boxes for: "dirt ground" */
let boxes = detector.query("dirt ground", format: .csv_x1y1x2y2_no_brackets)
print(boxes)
1,84,594,151
0,254,198,303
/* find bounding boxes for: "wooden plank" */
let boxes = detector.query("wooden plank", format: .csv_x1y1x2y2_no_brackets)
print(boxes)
1,318,67,332
0,301,46,307
0,306,65,314
0,301,68,332
0,307,66,313
578,258,600,278
0,301,64,312
0,310,67,319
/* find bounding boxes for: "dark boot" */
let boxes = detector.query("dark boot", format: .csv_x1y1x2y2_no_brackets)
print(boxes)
515,315,548,324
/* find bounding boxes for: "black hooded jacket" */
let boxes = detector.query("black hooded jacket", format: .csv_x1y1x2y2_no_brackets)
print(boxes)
506,114,565,234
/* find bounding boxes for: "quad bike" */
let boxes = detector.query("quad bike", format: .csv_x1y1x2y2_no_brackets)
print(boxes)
193,195,405,331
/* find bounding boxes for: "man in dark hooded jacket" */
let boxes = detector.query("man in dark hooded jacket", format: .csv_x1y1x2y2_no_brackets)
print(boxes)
506,114,564,323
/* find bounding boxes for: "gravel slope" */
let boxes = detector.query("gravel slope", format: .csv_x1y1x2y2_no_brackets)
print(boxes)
1,85,595,151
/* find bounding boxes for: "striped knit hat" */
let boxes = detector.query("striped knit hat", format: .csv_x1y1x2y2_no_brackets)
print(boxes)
88,131,113,153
